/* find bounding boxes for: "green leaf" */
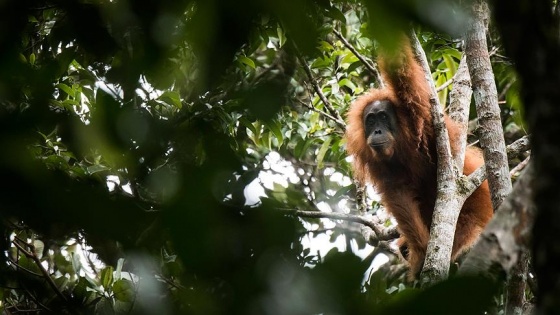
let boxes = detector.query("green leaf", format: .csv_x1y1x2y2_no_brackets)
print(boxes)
115,258,124,280
239,117,258,136
340,53,359,65
305,136,320,151
86,164,109,175
57,83,75,98
261,131,271,150
112,279,135,302
100,266,114,290
95,297,114,314
54,276,69,291
319,41,334,52
159,91,182,108
325,7,346,23
277,27,286,47
442,54,458,77
317,137,332,168
32,240,44,259
330,82,340,95
238,55,256,69
267,120,283,147
443,47,462,60
311,57,333,69
339,78,357,92
74,277,97,302
294,137,305,158
71,252,81,274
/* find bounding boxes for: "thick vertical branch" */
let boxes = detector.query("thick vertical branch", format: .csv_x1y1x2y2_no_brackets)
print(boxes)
409,32,464,284
465,0,512,210
447,55,472,171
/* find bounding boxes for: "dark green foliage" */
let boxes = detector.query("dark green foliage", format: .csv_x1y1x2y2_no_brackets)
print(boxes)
0,0,524,314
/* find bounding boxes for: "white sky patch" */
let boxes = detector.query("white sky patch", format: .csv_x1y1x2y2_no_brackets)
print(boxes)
106,175,120,191
106,175,134,196
122,182,133,195
245,178,265,206
242,151,390,275
95,81,123,99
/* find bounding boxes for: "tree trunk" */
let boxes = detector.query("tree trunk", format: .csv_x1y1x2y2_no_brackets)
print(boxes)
485,1,560,312
465,0,512,211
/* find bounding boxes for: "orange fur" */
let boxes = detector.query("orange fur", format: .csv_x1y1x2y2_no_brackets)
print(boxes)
345,41,493,279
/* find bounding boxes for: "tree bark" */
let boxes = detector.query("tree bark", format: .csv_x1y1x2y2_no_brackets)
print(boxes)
448,55,472,171
491,0,560,313
459,163,534,280
505,249,529,315
465,0,512,211
410,32,465,284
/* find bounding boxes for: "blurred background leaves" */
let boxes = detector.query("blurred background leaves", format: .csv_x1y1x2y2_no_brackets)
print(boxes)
0,0,523,313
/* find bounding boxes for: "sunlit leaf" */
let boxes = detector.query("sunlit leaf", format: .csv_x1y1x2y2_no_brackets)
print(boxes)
340,52,359,65
277,27,286,47
442,54,458,77
71,252,81,274
339,78,357,91
57,83,75,98
159,91,182,108
319,41,334,52
32,240,44,259
100,266,114,290
115,258,125,280
238,55,256,69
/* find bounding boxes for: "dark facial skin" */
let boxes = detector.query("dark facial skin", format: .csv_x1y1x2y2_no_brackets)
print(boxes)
362,99,398,158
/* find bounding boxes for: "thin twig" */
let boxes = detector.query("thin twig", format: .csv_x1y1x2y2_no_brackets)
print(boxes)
13,237,68,302
8,257,43,277
333,29,384,87
510,156,530,178
436,76,454,92
297,99,346,127
466,135,531,195
296,53,346,130
278,208,399,242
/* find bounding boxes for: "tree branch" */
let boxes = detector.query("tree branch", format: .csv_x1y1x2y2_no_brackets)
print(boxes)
507,135,530,158
459,163,535,281
410,31,465,285
296,53,346,130
448,55,472,171
436,77,454,92
13,237,68,302
278,208,399,243
465,0,512,211
333,29,384,87
296,99,346,128
505,249,530,315
466,136,531,196
510,156,530,178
